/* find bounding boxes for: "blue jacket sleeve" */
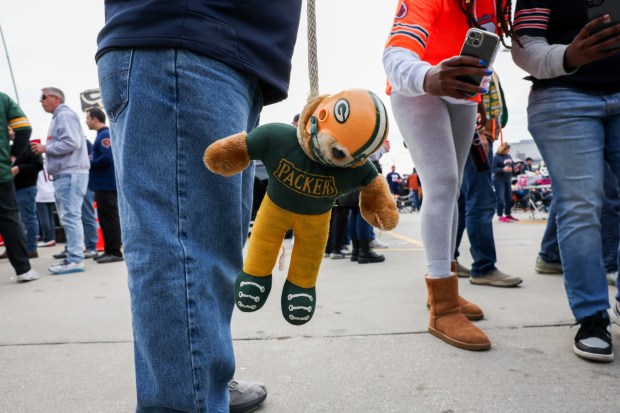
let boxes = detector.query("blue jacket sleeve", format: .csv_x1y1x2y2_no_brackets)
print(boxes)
90,129,113,170
492,154,505,175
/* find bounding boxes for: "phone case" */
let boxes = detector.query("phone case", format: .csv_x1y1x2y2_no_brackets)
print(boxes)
456,28,501,97
587,0,620,50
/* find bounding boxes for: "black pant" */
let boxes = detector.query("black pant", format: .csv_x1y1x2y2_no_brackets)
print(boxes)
331,206,351,252
0,181,30,274
95,190,123,256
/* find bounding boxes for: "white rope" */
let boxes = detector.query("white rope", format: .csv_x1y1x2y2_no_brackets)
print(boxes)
307,0,319,99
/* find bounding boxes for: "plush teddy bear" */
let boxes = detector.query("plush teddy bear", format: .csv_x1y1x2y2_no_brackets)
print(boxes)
203,89,399,325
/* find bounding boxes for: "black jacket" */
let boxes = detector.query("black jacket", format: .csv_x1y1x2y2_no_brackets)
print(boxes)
96,0,302,105
11,133,43,190
514,0,620,92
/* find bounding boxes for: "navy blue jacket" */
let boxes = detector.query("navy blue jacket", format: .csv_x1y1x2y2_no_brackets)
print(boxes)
89,127,116,192
492,153,514,182
96,1,302,106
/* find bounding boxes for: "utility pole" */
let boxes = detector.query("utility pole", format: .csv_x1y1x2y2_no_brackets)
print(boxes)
0,22,20,104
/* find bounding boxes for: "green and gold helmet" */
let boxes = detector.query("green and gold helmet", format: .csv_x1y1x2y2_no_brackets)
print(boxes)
305,89,389,168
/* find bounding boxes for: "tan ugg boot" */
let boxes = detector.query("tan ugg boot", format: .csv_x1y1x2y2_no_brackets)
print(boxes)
426,275,491,351
451,261,484,321
425,264,484,321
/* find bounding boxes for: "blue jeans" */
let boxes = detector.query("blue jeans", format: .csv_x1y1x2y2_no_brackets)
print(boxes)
492,178,512,216
455,142,497,275
349,207,372,240
601,165,620,273
410,190,420,211
528,87,620,320
16,185,39,253
36,202,56,242
539,202,561,264
540,165,620,272
54,173,88,263
98,49,262,413
82,189,99,251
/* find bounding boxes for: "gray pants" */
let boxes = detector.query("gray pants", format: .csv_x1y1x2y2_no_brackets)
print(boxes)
390,93,477,277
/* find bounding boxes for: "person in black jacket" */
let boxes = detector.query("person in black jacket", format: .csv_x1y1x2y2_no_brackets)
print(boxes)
96,2,302,412
85,108,123,264
492,143,517,222
7,126,42,258
0,92,39,282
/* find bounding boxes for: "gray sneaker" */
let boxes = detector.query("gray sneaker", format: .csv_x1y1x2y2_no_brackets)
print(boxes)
49,261,85,275
330,252,346,259
470,269,523,287
229,379,267,413
535,256,563,274
610,301,620,327
84,250,99,259
370,238,389,249
455,262,471,278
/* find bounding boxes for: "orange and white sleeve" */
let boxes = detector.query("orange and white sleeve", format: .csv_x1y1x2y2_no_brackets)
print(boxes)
382,0,440,96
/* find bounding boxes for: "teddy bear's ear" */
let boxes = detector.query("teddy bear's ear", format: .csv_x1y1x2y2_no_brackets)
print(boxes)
297,94,329,154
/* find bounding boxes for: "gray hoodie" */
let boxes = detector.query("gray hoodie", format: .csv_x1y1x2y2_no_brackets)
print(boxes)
45,104,89,176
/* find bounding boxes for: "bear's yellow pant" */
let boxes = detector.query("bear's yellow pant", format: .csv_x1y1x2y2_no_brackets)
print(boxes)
244,194,331,289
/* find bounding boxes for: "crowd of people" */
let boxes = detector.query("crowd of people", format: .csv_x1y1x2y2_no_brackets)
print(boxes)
388,146,552,223
1,88,123,281
1,1,620,412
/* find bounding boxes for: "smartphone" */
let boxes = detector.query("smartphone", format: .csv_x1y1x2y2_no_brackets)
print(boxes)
456,28,501,97
586,0,620,50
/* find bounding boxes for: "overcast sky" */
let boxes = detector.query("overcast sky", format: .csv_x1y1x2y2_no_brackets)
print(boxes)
0,0,533,173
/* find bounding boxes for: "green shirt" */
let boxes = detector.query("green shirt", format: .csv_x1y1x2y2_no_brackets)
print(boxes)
0,93,31,183
246,123,378,215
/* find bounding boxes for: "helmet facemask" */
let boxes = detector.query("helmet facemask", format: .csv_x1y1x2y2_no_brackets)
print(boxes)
302,89,389,169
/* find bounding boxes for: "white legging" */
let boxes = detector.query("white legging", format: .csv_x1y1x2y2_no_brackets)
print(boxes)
390,93,477,277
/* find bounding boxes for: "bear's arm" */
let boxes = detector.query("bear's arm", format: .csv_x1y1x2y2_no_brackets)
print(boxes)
360,175,399,231
203,131,251,176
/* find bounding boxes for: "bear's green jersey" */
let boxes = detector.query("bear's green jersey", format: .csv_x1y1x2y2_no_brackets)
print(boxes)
246,123,378,215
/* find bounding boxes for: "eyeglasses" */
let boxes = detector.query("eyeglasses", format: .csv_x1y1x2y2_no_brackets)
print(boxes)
40,94,58,101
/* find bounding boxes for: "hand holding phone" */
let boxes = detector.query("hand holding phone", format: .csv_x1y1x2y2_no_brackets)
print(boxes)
456,28,501,97
587,0,620,50
564,12,620,68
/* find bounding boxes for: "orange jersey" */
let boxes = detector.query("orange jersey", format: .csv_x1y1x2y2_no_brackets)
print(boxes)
407,173,419,190
385,0,502,97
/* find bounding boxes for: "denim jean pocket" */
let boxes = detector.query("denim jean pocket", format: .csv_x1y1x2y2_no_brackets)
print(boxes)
97,50,131,122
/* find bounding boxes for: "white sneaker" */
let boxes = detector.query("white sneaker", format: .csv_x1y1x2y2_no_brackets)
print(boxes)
370,238,389,249
607,271,618,286
37,240,56,247
49,261,85,275
16,269,39,283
